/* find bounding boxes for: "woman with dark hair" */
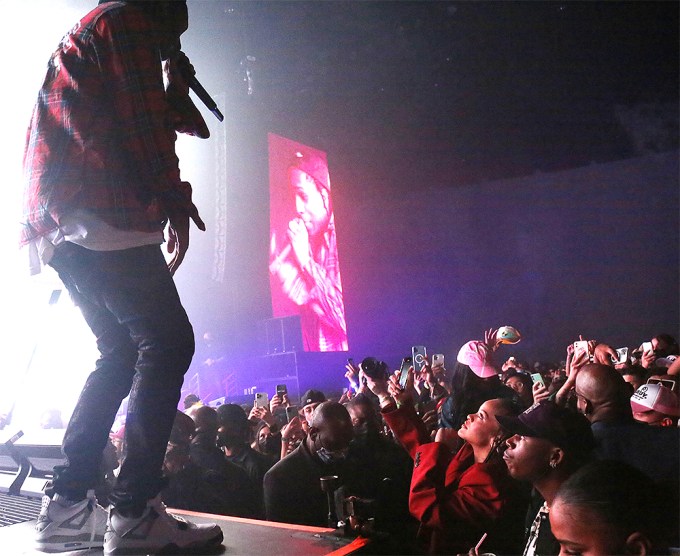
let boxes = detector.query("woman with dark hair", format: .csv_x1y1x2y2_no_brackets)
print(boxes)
437,338,516,452
504,370,535,409
252,420,281,460
551,460,676,555
653,334,679,357
366,369,528,555
636,333,679,370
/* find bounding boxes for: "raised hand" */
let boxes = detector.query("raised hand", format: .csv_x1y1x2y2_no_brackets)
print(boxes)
388,367,416,406
420,409,439,432
640,346,657,369
269,393,283,414
532,382,550,404
249,404,275,427
363,370,390,400
592,343,617,366
281,416,303,443
344,361,359,391
287,217,311,269
483,328,501,351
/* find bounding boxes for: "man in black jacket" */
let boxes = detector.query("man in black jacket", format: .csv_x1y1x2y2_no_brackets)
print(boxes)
263,401,353,526
217,404,275,518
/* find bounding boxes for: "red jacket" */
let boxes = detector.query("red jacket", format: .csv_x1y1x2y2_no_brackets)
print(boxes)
383,402,527,555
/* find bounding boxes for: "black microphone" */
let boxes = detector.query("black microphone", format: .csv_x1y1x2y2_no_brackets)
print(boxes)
173,50,223,122
187,74,224,122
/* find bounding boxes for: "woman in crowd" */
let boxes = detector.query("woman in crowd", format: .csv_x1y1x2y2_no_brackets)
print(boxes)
252,420,282,460
503,370,535,409
366,368,528,555
550,460,677,555
498,400,595,555
437,336,516,452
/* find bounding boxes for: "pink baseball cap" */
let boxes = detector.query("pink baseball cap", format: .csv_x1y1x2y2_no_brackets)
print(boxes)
630,383,680,417
457,341,499,378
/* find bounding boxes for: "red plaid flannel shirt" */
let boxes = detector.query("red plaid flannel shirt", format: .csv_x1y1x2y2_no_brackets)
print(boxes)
20,2,192,246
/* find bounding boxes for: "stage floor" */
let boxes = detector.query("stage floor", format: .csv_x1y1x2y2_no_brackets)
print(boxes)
0,508,369,555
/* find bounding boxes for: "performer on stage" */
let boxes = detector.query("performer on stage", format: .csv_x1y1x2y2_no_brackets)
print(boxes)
20,1,222,553
269,152,348,352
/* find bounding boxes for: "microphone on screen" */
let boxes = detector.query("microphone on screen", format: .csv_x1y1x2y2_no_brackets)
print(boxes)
269,219,310,273
269,242,293,275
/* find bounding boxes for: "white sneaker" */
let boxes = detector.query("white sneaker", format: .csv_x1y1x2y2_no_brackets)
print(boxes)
35,490,107,552
104,495,223,555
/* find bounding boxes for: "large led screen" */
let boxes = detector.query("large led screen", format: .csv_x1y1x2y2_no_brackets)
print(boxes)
268,133,348,352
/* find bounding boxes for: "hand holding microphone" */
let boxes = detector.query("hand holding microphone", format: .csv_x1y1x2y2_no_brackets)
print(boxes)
181,52,224,122
287,217,312,270
269,235,292,275
269,218,311,274
167,50,223,122
165,53,210,138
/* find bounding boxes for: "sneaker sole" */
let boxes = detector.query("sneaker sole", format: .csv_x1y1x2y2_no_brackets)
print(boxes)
35,536,105,553
104,530,224,555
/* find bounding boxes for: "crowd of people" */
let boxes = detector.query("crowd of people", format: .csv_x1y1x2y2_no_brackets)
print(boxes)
98,329,680,555
17,0,676,553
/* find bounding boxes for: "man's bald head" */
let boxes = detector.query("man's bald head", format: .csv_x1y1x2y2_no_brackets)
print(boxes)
575,364,632,422
308,401,353,453
188,405,218,435
310,401,351,429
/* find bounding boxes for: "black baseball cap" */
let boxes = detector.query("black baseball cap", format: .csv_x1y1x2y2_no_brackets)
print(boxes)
496,400,595,457
301,389,326,407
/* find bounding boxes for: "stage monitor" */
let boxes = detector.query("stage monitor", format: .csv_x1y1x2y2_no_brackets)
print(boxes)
267,133,348,352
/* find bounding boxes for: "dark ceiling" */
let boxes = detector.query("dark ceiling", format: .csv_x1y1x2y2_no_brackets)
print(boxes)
187,1,679,184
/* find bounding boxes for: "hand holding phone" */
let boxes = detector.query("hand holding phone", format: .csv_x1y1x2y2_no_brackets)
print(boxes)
398,356,413,387
345,358,360,390
611,347,629,365
530,373,546,389
573,340,592,359
412,345,427,372
360,357,389,381
285,405,299,423
255,392,269,408
569,340,594,377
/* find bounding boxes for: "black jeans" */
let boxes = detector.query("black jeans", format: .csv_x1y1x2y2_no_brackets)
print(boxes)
47,242,194,512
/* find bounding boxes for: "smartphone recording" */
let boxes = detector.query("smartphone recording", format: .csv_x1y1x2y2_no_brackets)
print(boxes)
398,356,413,387
530,373,545,389
285,405,298,422
255,392,269,408
611,347,628,365
573,340,591,358
360,357,389,380
412,345,427,371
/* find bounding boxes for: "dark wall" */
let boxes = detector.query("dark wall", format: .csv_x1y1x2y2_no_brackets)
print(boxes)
179,147,679,398
336,151,679,369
